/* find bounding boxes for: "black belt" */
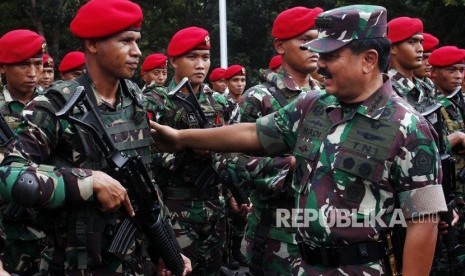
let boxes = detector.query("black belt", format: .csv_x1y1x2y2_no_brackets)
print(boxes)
298,240,385,267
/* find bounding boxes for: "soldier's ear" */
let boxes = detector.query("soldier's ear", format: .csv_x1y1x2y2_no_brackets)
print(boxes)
169,57,177,69
85,39,98,54
362,49,378,74
273,38,285,55
0,65,5,74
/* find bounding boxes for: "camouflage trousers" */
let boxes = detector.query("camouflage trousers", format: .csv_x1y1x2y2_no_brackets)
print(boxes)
244,233,299,276
1,237,47,274
166,198,226,276
292,259,386,275
0,218,47,274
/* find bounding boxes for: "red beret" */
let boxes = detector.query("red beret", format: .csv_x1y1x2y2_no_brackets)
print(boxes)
422,33,439,52
167,27,210,57
43,54,54,68
0,29,45,64
268,55,282,70
387,17,423,43
429,46,465,67
141,53,167,72
59,51,85,73
272,7,324,40
70,0,143,39
209,67,226,82
223,64,246,80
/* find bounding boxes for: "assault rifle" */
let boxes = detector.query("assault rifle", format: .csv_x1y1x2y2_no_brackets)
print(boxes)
422,102,461,275
0,114,31,222
56,86,185,276
167,77,250,206
0,113,14,147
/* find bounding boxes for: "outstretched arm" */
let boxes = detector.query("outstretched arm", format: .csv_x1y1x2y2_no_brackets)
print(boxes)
150,121,263,153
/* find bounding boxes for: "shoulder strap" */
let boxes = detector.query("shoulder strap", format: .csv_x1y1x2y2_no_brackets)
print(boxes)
264,82,288,107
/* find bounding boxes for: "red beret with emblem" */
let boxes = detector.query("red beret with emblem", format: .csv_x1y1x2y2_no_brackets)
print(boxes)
272,7,324,40
268,55,282,70
209,67,226,82
167,27,211,57
223,64,246,80
429,46,465,67
0,29,45,64
59,51,85,73
387,17,423,43
70,0,143,39
422,33,439,52
43,54,54,68
141,53,168,72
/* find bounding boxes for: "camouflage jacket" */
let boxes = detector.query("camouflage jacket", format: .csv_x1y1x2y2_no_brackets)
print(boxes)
0,77,155,274
436,90,465,193
215,69,320,244
256,77,447,274
388,68,436,113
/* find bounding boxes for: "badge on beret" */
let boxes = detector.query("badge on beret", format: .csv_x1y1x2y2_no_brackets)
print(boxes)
204,35,210,47
42,42,47,54
241,68,246,74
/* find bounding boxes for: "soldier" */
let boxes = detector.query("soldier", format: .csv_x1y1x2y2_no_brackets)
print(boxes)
38,53,55,90
388,18,465,148
58,51,85,81
429,45,465,274
413,32,439,87
214,6,323,276
151,5,448,275
0,29,47,274
141,53,168,89
0,1,191,275
148,26,231,276
224,64,246,104
268,55,282,73
209,67,227,95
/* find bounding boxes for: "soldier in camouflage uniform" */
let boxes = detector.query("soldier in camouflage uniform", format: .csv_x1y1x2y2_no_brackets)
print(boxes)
0,29,47,275
429,45,465,275
140,53,168,90
146,26,231,276
58,51,85,81
151,5,449,275
0,1,193,275
387,17,465,275
209,67,227,95
214,6,323,275
413,32,439,88
38,54,55,90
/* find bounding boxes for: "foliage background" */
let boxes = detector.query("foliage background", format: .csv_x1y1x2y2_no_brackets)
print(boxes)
1,0,464,87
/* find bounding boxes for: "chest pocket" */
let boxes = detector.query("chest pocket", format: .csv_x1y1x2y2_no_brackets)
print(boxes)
292,103,330,194
333,116,398,205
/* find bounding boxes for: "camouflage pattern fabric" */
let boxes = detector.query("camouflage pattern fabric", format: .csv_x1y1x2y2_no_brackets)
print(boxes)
301,5,387,53
0,78,155,275
389,68,465,274
215,69,320,275
0,87,47,274
255,77,446,275
430,92,465,275
147,78,230,276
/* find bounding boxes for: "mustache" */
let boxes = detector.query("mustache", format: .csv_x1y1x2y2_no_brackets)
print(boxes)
317,67,332,79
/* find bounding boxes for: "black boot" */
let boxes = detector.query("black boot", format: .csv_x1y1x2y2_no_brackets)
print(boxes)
231,236,248,267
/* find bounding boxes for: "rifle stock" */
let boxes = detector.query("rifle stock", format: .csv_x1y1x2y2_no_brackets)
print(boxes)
56,86,185,275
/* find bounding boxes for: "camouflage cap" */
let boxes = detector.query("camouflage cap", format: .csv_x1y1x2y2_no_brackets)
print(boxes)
301,5,387,54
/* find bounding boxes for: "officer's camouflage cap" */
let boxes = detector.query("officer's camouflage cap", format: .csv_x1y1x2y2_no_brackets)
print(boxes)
301,5,387,54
